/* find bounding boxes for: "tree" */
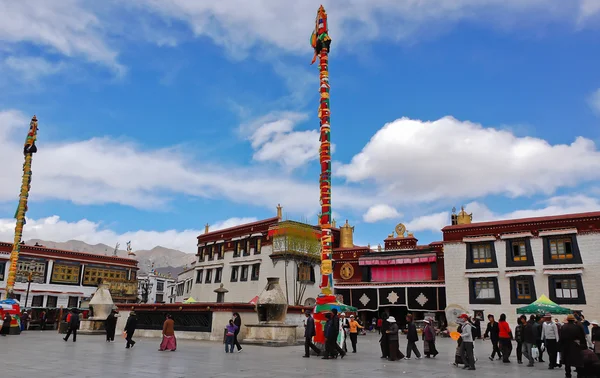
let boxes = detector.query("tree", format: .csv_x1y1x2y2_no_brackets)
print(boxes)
271,221,321,306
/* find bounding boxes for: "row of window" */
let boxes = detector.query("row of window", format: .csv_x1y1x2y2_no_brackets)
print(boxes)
470,274,586,305
195,264,261,285
13,294,79,308
197,238,262,262
466,235,582,269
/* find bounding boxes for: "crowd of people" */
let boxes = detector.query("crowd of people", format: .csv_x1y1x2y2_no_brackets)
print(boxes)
454,311,600,377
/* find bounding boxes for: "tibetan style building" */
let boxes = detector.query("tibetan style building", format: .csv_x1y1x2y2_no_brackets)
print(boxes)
333,221,447,327
443,208,600,322
191,205,340,306
0,242,139,307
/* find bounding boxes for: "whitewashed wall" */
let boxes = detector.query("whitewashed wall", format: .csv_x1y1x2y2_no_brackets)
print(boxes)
445,232,600,328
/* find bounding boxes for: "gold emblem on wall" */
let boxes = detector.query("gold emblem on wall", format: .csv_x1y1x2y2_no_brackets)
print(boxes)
340,262,354,280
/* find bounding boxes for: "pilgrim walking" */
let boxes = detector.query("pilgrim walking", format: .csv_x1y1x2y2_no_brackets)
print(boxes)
423,318,438,358
303,311,321,357
379,312,390,359
125,311,137,349
484,314,502,361
159,314,177,351
386,316,404,361
63,309,80,342
405,314,421,360
348,314,363,353
459,314,476,370
232,312,243,353
105,309,118,342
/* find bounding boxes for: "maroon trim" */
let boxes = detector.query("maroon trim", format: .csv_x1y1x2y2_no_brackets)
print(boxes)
442,212,600,242
0,242,139,268
197,217,280,242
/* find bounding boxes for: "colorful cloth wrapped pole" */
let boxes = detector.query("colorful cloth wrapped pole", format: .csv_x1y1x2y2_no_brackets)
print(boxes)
5,116,38,298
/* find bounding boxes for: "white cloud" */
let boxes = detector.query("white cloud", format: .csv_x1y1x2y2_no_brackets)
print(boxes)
404,194,600,233
0,215,257,254
404,212,449,233
0,0,124,74
242,111,328,170
0,109,369,213
3,56,66,81
337,116,600,203
129,0,597,57
363,204,401,223
588,88,600,115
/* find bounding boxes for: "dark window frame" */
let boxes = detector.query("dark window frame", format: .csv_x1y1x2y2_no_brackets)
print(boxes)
207,245,214,261
31,295,44,307
243,240,251,256
240,265,249,282
465,242,498,269
197,246,204,261
195,270,203,284
0,261,5,281
505,238,535,267
218,244,225,260
215,268,223,283
548,274,586,305
233,242,240,258
67,296,79,308
205,269,213,284
230,266,239,282
254,237,262,255
542,235,583,265
251,264,260,281
468,277,501,305
46,295,58,308
509,275,537,304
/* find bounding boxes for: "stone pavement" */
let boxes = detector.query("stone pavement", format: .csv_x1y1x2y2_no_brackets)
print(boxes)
2,331,568,378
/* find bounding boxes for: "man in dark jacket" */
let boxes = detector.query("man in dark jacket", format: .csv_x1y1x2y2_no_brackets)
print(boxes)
330,309,346,358
522,315,537,367
379,311,390,359
233,312,243,352
125,311,137,349
303,312,320,357
63,309,80,342
105,309,118,342
484,314,502,361
515,315,525,364
405,314,421,359
561,314,587,378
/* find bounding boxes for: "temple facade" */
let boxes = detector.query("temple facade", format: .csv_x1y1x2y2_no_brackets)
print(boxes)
190,206,336,306
443,208,600,321
333,221,447,328
0,242,139,307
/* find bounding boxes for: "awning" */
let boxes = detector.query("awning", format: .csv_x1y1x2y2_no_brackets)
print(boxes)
359,254,436,266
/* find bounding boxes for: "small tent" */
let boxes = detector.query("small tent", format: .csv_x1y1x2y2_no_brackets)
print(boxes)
516,294,571,315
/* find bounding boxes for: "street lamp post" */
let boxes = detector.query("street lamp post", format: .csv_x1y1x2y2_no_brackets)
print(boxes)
24,271,33,308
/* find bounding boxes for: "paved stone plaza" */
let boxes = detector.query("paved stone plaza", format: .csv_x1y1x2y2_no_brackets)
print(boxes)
2,331,568,377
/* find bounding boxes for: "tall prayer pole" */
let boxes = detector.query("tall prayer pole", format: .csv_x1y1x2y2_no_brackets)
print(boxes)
311,6,333,296
5,116,38,298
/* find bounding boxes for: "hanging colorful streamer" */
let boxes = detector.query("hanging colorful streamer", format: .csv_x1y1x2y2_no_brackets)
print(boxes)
311,5,334,296
5,116,38,298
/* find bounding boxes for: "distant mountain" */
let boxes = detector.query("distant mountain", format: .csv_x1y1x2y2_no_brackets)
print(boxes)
26,239,196,274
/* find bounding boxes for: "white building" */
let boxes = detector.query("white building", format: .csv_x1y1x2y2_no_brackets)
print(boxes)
443,209,600,322
190,207,321,306
167,265,196,303
137,272,175,304
0,242,139,307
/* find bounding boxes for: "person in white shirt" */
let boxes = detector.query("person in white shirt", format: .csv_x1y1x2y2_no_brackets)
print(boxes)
541,313,560,370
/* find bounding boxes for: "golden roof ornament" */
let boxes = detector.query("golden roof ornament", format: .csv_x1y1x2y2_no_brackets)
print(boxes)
395,223,406,238
340,219,355,248
457,206,472,225
204,223,210,234
276,204,283,220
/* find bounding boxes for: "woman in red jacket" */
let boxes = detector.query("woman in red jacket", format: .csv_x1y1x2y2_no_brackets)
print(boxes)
498,313,513,363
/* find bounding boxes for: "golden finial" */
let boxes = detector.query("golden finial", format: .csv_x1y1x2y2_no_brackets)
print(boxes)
204,223,210,234
276,204,283,220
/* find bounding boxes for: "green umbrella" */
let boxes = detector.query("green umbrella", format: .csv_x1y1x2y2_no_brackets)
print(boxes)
315,301,357,313
516,294,571,315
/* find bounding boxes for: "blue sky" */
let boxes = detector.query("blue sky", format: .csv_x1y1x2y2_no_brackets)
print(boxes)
1,0,600,253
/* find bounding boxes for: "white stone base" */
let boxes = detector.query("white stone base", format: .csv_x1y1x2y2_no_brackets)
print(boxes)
79,319,105,335
242,323,300,346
